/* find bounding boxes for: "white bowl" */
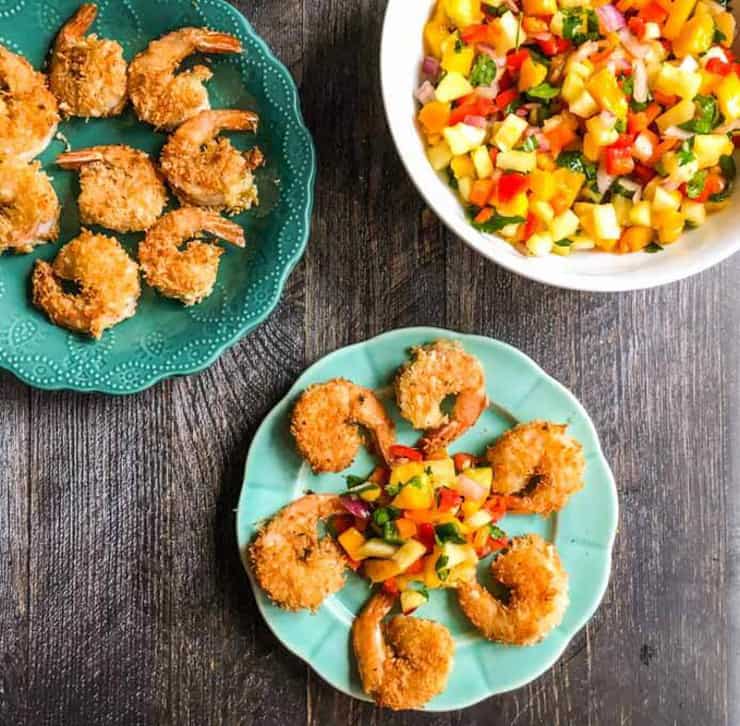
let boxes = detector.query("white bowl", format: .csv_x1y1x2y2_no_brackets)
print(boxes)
380,0,740,292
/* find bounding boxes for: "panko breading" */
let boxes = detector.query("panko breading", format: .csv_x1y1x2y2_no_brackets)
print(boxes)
0,44,59,161
160,109,263,215
32,229,140,339
395,340,488,455
49,4,128,118
290,379,396,473
457,534,568,646
487,421,585,516
137,207,245,305
352,591,454,710
0,158,60,254
249,494,348,611
128,28,242,130
57,145,168,233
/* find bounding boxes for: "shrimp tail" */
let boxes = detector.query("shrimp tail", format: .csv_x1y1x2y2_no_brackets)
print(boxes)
56,148,104,169
202,215,246,248
196,31,243,54
58,3,98,44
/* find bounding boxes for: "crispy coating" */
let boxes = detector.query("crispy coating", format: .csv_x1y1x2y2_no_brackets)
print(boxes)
57,145,168,233
32,229,140,339
290,379,396,473
486,421,585,516
0,44,59,161
249,494,347,611
160,109,263,215
0,158,60,254
138,207,245,305
128,27,242,130
49,4,128,118
352,592,454,710
395,340,487,455
457,534,568,646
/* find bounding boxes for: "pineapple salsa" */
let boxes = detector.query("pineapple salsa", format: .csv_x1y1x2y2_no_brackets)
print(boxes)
330,447,511,615
417,0,739,256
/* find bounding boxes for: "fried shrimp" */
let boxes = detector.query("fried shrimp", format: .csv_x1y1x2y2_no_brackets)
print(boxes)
57,145,168,232
0,158,60,254
137,207,245,305
160,109,263,214
249,494,348,611
31,229,140,339
128,28,243,129
49,4,128,118
0,45,59,160
290,379,396,473
395,340,488,455
457,534,568,646
352,591,454,710
486,421,585,516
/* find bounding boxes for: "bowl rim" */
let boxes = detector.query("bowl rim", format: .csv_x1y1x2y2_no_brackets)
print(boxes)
379,0,740,293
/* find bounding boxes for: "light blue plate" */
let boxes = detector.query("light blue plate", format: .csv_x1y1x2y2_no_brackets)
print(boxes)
0,0,315,394
236,327,619,711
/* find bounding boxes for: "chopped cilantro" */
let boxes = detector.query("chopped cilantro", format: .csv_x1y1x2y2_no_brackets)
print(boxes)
679,95,721,134
434,522,467,545
555,238,573,247
470,210,526,233
489,525,507,539
562,8,601,44
714,27,727,43
709,154,736,201
645,242,664,253
454,37,464,52
521,134,539,152
435,554,450,581
470,54,498,87
615,118,626,133
611,180,634,197
686,170,708,199
345,474,366,487
556,150,597,181
525,46,551,67
526,82,560,101
385,481,401,497
676,138,695,166
446,167,459,190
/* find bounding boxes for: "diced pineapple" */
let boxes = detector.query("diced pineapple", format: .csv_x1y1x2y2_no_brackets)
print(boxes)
672,14,714,58
425,458,458,487
338,527,366,560
561,73,585,104
550,10,564,36
496,150,537,173
653,64,702,100
389,461,425,487
567,59,593,79
427,141,453,171
592,204,621,240
519,56,548,91
531,199,555,225
447,563,477,585
717,73,740,120
587,69,628,117
443,0,484,27
435,71,474,103
392,475,434,510
662,153,698,184
463,509,493,529
523,0,557,14
526,231,554,255
586,114,619,147
463,467,493,491
693,134,735,168
643,22,661,40
629,200,652,227
653,209,685,243
471,145,494,178
358,539,399,559
698,69,722,95
400,589,428,615
497,191,529,217
655,100,696,132
443,123,487,155
550,209,580,241
451,154,476,179
553,167,586,206
458,176,473,201
612,195,632,225
569,90,599,118
530,169,556,200
460,499,482,518
663,0,698,39
494,113,528,151
682,199,706,226
571,234,596,250
441,42,476,76
424,3,452,58
392,540,427,571
495,11,526,54
582,132,601,162
652,186,682,213
364,558,403,583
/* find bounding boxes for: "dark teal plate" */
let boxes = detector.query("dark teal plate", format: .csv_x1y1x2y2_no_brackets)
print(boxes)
0,0,315,393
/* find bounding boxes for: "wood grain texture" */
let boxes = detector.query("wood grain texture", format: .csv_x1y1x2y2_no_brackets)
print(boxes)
0,0,737,724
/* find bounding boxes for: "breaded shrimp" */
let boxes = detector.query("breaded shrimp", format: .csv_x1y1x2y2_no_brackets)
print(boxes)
352,591,454,710
395,340,488,455
0,45,59,160
486,421,585,516
249,494,348,612
160,109,263,214
128,27,243,129
0,158,60,254
290,379,396,473
457,534,568,646
49,3,128,118
137,207,245,305
31,229,140,339
57,145,168,232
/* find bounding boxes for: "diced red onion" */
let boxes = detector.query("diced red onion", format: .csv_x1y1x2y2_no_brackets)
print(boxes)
530,32,553,41
415,80,436,105
422,56,441,79
475,84,499,99
572,40,599,63
535,131,550,151
515,106,529,117
632,59,648,103
464,114,488,128
597,4,626,32
663,126,694,140
597,162,615,195
456,474,488,502
618,28,648,58
340,495,371,519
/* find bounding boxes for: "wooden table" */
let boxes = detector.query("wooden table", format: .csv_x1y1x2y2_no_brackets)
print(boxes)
1,1,738,723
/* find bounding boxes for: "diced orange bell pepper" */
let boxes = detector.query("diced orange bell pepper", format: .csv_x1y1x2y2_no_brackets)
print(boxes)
469,178,496,207
418,101,451,135
395,517,418,540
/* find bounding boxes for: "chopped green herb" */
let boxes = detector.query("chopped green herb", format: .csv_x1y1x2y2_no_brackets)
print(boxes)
556,150,597,181
470,54,498,87
504,97,525,115
525,46,551,67
385,481,401,497
679,95,721,134
483,3,509,16
435,554,450,581
709,154,736,201
446,167,459,190
434,522,467,545
611,180,634,197
410,583,430,598
521,134,539,152
454,37,464,52
645,242,663,253
562,8,601,44
405,475,425,489
554,238,573,247
345,474,366,487
676,138,695,166
686,169,708,199
615,118,626,133
489,525,507,539
714,27,727,43
470,211,526,233
526,82,560,101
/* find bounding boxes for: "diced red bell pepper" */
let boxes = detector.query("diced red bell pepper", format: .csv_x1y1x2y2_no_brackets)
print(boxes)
346,557,361,571
470,178,496,207
652,89,677,107
506,48,530,71
474,207,494,225
449,95,496,125
639,1,668,22
706,58,733,76
453,452,477,473
497,69,513,91
497,172,529,202
628,16,646,39
489,537,509,551
484,495,508,522
681,172,724,202
606,145,635,176
494,87,519,111
382,577,400,595
389,444,423,461
417,522,436,552
521,211,539,240
460,23,495,45
533,34,571,56
438,487,463,512
611,133,636,149
405,558,425,575
633,162,656,183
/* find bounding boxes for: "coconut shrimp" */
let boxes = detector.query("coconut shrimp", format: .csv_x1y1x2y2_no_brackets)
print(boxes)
290,379,396,473
457,534,568,646
0,159,60,254
486,421,585,517
249,494,348,611
49,4,128,118
57,145,168,233
395,340,488,455
128,28,242,130
32,229,140,339
160,109,263,215
137,207,244,305
0,45,59,160
352,591,454,710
